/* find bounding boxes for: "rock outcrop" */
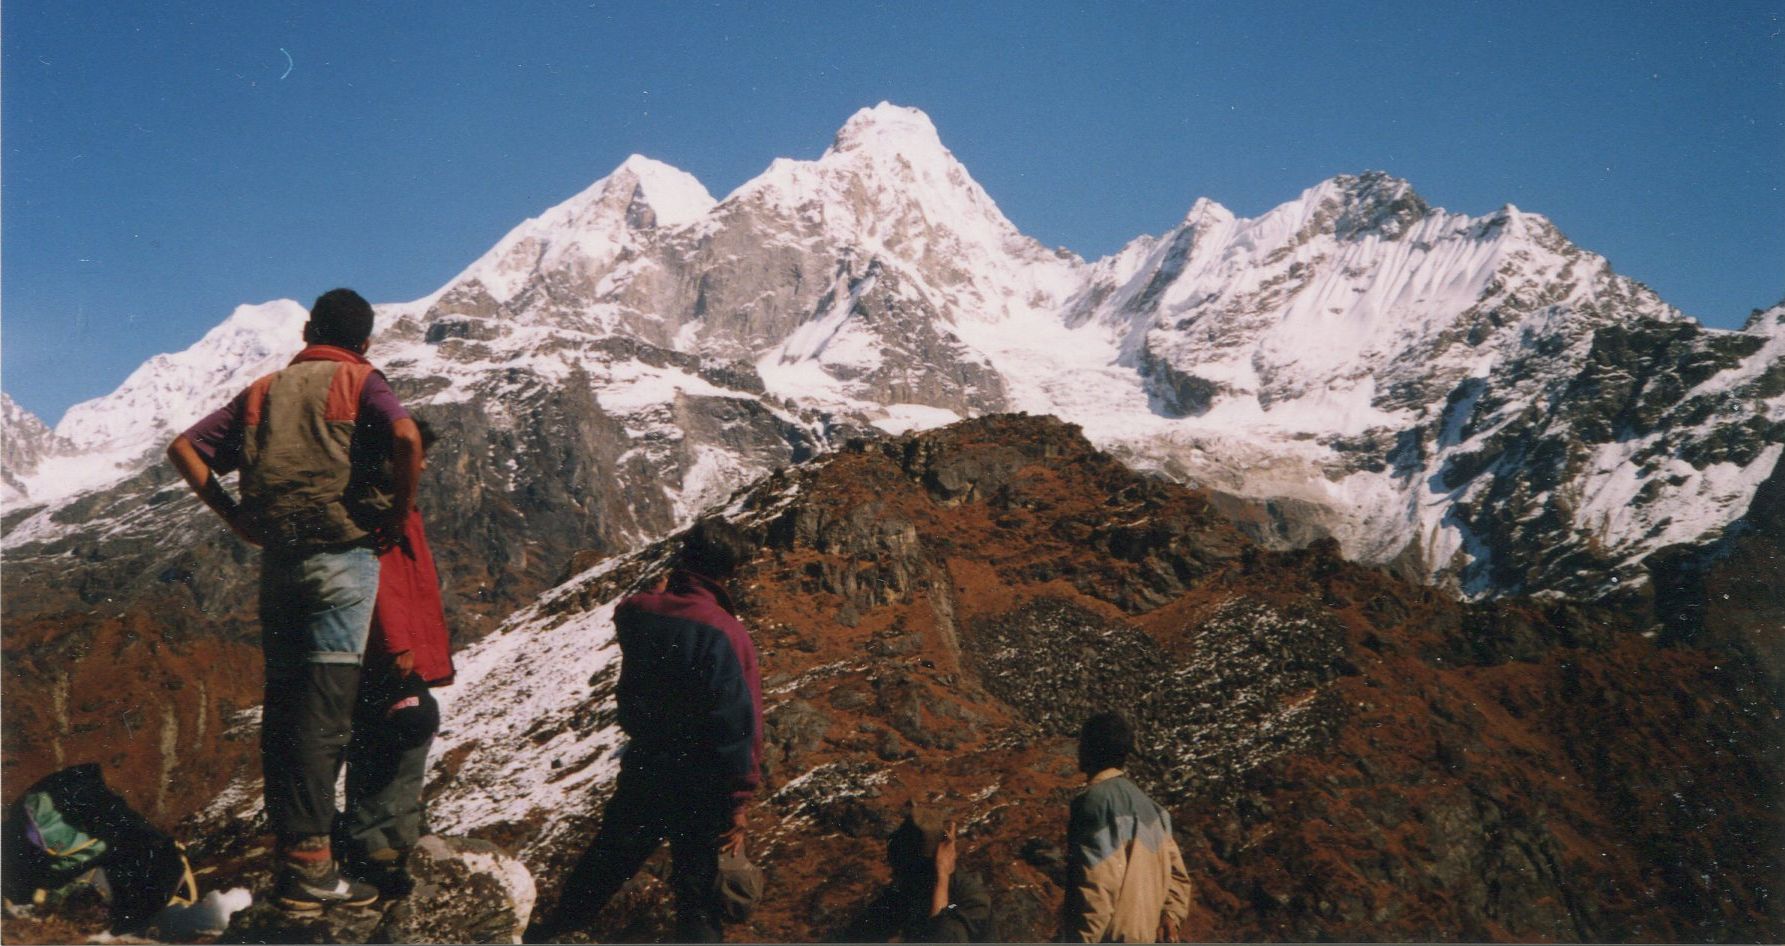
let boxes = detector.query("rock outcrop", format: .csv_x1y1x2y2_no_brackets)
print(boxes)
4,105,1781,942
216,836,534,945
177,414,1771,944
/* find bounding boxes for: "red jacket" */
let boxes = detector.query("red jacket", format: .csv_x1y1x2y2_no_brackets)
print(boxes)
370,508,455,685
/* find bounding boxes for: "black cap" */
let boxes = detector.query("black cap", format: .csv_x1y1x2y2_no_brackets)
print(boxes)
384,679,439,748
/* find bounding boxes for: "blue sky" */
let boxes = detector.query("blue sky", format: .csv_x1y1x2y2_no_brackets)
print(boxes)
5,1,1782,423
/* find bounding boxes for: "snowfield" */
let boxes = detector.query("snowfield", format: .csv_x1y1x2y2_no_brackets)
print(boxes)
6,103,1781,601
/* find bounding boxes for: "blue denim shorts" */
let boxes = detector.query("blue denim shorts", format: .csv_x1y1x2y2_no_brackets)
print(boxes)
259,545,381,669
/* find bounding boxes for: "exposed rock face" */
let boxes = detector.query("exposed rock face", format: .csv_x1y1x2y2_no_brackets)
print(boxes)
0,394,66,505
173,415,1777,943
3,107,1781,937
1070,184,1783,598
1648,452,1785,697
6,111,1777,632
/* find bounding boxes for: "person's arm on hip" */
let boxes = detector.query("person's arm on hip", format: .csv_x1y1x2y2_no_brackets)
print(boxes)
167,435,260,546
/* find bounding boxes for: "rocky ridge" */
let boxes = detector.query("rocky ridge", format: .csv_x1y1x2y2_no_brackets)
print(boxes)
181,415,1784,942
1,394,66,506
1,104,1780,935
9,105,1777,612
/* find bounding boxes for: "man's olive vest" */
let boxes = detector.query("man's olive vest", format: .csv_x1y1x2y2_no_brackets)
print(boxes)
238,355,395,549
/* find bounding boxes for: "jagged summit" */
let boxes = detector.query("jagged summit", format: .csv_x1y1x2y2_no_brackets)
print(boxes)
1181,196,1236,228
444,154,715,306
1264,170,1434,241
525,153,715,235
729,101,1016,243
4,107,1779,608
1744,299,1785,333
597,154,716,229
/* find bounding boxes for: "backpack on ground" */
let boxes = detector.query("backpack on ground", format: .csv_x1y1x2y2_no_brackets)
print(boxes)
3,764,198,932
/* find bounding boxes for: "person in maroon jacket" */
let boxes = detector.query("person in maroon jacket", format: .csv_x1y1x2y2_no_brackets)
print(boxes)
526,518,762,944
339,420,455,895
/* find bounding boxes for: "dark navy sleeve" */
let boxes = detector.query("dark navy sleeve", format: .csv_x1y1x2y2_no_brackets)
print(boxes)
698,631,760,805
613,603,650,739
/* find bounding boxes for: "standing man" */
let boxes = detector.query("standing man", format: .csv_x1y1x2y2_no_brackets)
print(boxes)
167,288,423,912
526,518,763,944
1060,713,1194,943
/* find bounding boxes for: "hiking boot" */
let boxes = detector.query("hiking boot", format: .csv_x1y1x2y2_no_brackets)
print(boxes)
345,847,415,899
274,859,380,913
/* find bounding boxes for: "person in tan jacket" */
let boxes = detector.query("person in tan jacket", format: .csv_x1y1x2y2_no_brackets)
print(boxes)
1060,713,1193,943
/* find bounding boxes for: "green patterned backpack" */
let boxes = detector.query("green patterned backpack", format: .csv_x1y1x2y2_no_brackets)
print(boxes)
4,764,196,932
21,783,109,876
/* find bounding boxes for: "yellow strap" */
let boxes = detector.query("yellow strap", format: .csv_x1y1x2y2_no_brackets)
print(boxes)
41,836,100,858
168,863,199,907
167,845,200,907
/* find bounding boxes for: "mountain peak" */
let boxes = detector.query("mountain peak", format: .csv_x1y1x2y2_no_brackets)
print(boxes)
1744,299,1785,334
590,154,716,229
828,102,947,158
1290,170,1433,240
1182,196,1236,228
1,392,55,445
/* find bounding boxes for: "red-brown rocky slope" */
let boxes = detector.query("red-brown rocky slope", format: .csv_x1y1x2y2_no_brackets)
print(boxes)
11,414,1779,943
501,415,1780,942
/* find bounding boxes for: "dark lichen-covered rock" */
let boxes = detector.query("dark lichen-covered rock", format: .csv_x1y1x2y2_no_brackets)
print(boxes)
217,836,534,945
221,900,384,944
762,699,832,783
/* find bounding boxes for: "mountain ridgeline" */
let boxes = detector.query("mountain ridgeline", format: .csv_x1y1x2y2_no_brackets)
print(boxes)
2,104,1781,940
187,415,1783,941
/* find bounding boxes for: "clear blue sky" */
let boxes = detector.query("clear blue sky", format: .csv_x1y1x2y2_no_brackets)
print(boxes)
5,1,1781,423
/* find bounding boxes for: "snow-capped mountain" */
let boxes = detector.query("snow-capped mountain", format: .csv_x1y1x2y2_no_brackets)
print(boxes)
1056,174,1785,595
1,394,67,505
4,103,1781,611
6,103,1782,943
2,301,309,510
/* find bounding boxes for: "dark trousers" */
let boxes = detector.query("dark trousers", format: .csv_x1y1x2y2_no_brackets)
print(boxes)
259,545,379,841
545,769,731,942
341,675,434,856
261,663,362,839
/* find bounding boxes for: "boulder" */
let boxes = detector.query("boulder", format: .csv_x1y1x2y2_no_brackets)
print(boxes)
220,836,535,945
377,836,537,945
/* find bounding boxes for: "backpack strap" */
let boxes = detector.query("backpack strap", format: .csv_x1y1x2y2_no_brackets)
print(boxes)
166,844,199,907
324,362,375,423
241,373,279,426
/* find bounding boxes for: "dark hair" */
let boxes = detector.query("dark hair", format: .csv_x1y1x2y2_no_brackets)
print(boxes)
1079,712,1133,773
307,288,376,349
886,822,932,881
414,418,439,451
885,806,947,881
675,517,752,581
